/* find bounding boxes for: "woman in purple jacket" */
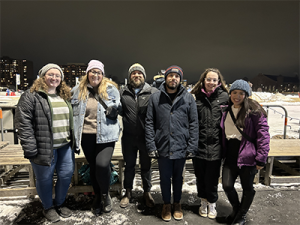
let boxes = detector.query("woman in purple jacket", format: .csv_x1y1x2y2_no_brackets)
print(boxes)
220,80,270,225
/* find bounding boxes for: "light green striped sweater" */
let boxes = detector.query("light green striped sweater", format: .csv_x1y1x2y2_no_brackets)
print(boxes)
48,94,71,149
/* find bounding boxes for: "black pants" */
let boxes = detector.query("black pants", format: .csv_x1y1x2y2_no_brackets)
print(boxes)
81,134,115,195
192,158,222,203
158,157,186,204
122,133,152,192
222,164,257,194
222,139,257,195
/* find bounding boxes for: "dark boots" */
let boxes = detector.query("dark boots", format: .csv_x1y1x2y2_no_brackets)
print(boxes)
144,192,155,208
231,190,256,225
91,194,102,215
225,189,240,224
120,188,132,208
102,193,112,213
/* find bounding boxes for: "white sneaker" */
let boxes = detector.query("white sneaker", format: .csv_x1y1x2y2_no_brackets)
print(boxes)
208,202,217,219
199,198,208,217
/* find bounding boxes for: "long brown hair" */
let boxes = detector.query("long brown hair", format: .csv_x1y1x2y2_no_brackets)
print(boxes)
229,95,267,128
77,74,118,101
191,68,228,95
30,77,71,100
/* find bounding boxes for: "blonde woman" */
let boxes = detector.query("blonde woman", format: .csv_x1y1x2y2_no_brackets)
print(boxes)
15,63,76,222
71,60,121,216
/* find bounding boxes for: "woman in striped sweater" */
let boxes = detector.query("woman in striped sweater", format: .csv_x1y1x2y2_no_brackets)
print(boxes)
15,63,76,223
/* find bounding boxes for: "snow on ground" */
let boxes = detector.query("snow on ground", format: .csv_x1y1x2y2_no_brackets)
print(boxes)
0,92,300,224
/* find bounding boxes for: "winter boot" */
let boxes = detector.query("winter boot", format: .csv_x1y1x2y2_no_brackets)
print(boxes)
173,202,183,220
199,198,208,217
91,194,102,215
225,189,240,224
102,193,112,213
120,188,132,208
43,207,60,223
161,203,172,221
144,192,155,207
55,201,72,218
232,190,256,225
207,202,217,219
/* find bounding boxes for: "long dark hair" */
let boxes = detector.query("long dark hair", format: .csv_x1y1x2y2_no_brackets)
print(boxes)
229,95,267,128
191,68,228,95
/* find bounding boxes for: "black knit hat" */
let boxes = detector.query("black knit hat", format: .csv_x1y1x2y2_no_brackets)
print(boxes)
230,79,251,96
165,65,183,81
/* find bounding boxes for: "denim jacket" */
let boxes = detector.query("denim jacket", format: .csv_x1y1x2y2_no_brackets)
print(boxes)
71,84,122,151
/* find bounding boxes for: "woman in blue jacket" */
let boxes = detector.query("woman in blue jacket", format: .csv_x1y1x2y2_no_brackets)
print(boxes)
71,60,121,215
220,79,270,225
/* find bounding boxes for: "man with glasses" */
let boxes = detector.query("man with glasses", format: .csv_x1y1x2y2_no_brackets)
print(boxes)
119,63,158,208
145,65,198,221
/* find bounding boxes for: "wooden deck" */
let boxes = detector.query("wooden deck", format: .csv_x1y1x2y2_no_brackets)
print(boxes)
0,142,124,197
264,139,300,185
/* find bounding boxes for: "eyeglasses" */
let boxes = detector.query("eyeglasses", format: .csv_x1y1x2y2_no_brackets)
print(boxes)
90,70,102,76
46,74,61,79
205,78,219,83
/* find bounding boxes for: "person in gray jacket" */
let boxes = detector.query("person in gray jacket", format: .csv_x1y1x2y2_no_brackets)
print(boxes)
71,60,121,215
119,63,158,208
145,65,199,222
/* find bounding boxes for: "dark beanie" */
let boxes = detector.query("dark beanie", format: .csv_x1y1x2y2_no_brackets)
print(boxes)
165,65,183,81
230,79,251,96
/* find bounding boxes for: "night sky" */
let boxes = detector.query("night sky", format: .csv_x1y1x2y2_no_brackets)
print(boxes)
1,0,299,84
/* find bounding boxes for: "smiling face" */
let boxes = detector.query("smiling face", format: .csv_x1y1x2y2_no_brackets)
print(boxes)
165,72,180,93
44,68,62,93
204,71,219,93
88,69,103,88
230,89,246,108
130,70,145,88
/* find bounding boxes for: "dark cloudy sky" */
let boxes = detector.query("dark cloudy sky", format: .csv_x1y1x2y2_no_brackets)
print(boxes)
1,0,299,83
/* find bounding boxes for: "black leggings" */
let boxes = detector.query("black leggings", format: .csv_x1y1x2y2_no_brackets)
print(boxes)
81,134,115,195
222,164,257,193
222,139,257,193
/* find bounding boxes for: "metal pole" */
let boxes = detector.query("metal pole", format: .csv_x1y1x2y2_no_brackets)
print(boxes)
262,105,288,139
0,108,3,141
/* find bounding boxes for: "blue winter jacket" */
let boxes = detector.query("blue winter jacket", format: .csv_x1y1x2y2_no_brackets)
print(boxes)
71,84,122,151
145,84,199,159
220,109,270,167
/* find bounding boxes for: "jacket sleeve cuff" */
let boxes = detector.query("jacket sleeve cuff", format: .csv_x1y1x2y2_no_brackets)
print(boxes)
25,154,37,159
256,160,265,167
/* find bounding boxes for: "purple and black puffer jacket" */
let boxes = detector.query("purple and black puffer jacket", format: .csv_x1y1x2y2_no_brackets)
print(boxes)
220,110,270,167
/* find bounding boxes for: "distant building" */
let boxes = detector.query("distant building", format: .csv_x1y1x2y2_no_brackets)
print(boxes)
250,73,299,92
60,63,87,87
0,56,33,90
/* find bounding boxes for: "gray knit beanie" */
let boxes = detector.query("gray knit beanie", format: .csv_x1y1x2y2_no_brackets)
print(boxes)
128,63,146,80
230,79,251,96
38,63,64,80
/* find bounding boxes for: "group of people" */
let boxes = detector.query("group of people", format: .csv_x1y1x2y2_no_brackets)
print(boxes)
15,60,270,225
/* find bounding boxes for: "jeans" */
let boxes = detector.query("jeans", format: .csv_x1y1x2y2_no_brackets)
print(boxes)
158,157,186,204
31,143,75,210
81,134,115,195
192,158,221,203
122,134,152,192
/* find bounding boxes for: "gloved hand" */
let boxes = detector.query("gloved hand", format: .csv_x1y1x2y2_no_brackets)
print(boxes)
185,151,195,159
74,148,80,155
148,150,159,159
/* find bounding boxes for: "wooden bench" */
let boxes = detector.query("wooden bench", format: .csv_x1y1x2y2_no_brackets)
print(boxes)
0,142,124,197
0,141,9,150
264,139,300,185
